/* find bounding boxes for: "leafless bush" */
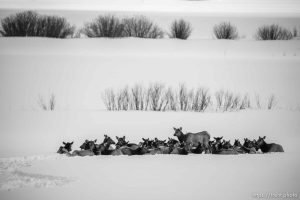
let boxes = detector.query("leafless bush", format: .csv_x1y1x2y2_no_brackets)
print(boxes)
36,15,75,38
223,91,234,111
169,19,192,39
163,87,178,111
231,95,241,110
267,94,277,110
293,27,298,37
130,84,150,110
191,87,211,112
240,94,251,110
122,16,164,38
82,15,124,38
116,86,130,110
213,22,238,39
0,11,74,38
255,94,261,109
102,88,116,111
216,91,247,111
255,24,293,40
178,83,192,111
38,93,56,111
101,85,276,112
215,90,225,110
1,11,38,36
148,83,167,111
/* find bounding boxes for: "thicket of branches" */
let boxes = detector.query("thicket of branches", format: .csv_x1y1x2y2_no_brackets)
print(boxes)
81,15,124,38
1,11,297,40
214,90,251,111
38,93,56,111
213,22,238,39
169,19,192,39
255,24,293,40
0,11,75,38
81,15,163,38
102,83,211,112
102,84,278,112
122,16,164,38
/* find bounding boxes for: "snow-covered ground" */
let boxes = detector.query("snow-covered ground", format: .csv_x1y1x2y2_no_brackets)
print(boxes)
0,37,300,199
0,110,300,199
1,0,300,198
1,38,300,110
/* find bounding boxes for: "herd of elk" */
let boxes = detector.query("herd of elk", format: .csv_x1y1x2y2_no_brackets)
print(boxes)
57,127,284,156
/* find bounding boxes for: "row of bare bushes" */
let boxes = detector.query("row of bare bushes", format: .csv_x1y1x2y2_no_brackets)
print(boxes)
101,83,278,112
1,11,297,40
0,11,75,38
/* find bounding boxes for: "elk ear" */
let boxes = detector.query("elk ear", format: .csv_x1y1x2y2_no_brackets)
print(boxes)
179,127,182,131
263,136,266,139
116,136,119,140
71,142,74,145
142,138,146,141
63,142,66,145
94,139,97,143
220,136,223,139
85,139,88,142
214,137,217,140
123,136,125,139
173,127,177,131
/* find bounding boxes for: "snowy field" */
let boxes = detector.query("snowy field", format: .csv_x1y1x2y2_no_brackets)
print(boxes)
1,38,300,110
0,38,300,199
1,0,300,199
0,110,300,199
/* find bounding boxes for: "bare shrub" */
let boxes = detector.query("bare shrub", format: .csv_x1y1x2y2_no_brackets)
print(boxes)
222,91,242,111
293,27,298,37
255,24,293,40
267,94,277,110
122,16,164,38
116,86,130,111
0,11,74,38
223,91,234,111
178,83,192,111
38,93,56,111
148,83,166,111
215,89,225,110
101,85,273,112
240,94,251,110
213,22,238,39
232,95,241,110
0,11,38,36
169,19,192,40
130,84,150,110
255,94,261,109
82,15,124,38
102,88,116,111
191,87,211,112
163,87,177,111
36,15,75,38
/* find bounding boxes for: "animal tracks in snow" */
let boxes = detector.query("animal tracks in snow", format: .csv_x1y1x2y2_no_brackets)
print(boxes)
0,154,76,191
